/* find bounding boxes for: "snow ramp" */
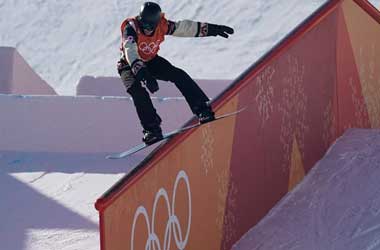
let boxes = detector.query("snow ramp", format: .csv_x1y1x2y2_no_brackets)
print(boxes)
232,129,380,250
95,1,380,249
0,47,56,95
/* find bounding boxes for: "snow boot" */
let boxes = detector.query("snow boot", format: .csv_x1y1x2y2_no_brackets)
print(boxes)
195,103,215,124
142,126,163,145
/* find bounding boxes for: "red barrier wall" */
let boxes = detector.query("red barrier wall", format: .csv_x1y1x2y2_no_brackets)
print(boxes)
95,1,380,249
221,10,338,247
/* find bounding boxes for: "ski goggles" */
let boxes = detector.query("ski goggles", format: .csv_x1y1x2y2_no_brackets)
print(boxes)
140,15,160,31
141,21,156,31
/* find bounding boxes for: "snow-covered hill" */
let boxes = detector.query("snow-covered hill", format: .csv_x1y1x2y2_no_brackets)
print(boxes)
1,0,378,95
6,0,380,95
2,0,379,95
233,129,380,250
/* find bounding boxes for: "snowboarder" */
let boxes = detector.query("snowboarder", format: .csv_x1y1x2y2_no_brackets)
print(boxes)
117,2,234,145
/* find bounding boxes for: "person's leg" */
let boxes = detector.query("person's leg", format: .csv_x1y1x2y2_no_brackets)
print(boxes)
126,83,162,130
118,61,162,143
146,56,213,118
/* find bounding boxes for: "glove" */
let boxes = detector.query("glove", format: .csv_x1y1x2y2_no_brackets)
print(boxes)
207,23,234,38
131,60,159,93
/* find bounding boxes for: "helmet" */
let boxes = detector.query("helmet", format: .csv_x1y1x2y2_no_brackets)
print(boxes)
138,2,162,32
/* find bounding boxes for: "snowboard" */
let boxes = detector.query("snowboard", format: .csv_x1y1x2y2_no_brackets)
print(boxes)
106,107,246,160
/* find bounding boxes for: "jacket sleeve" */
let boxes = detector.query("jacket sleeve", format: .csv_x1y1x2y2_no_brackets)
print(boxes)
122,22,141,66
167,20,209,37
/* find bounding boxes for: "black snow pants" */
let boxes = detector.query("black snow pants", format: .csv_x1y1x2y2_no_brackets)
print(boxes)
119,56,210,131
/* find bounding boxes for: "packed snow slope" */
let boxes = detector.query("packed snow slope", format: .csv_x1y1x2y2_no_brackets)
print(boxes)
232,129,380,250
4,0,377,95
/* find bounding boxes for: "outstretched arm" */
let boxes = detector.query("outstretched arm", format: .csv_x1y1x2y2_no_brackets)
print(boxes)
167,20,234,38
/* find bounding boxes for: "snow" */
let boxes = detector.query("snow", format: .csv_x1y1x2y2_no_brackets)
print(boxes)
2,154,126,250
232,129,380,250
1,0,378,94
0,93,191,250
0,0,332,95
1,1,380,250
1,0,378,95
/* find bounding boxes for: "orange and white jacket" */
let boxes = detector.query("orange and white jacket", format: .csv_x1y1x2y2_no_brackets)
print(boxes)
120,14,209,70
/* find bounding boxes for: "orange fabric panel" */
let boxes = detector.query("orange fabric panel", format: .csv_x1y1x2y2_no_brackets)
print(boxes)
342,0,380,127
336,4,370,133
102,97,239,250
221,9,339,249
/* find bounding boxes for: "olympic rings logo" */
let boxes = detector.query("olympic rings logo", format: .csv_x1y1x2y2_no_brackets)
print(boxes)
131,170,192,250
139,40,161,55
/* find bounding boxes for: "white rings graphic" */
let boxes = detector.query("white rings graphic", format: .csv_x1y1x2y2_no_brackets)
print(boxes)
131,170,192,250
139,40,161,55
